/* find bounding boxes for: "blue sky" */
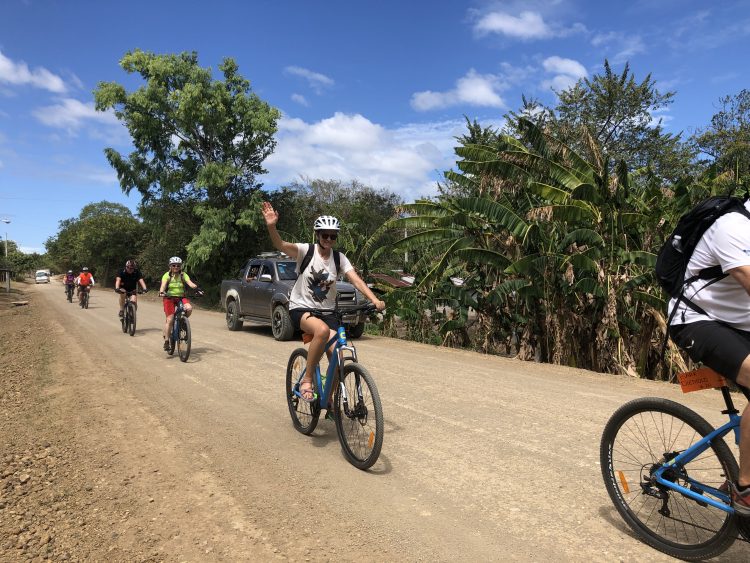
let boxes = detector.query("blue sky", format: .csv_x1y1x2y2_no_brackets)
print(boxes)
1,0,749,253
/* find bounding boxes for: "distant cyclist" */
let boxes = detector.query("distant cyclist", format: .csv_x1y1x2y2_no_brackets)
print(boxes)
158,256,202,351
75,267,95,305
63,270,75,296
114,259,148,317
262,202,385,402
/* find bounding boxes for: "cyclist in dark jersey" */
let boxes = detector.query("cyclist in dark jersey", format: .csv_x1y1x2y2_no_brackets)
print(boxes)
114,259,148,317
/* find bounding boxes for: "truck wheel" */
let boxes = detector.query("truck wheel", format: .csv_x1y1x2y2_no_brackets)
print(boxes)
226,299,244,331
347,322,365,339
272,304,294,341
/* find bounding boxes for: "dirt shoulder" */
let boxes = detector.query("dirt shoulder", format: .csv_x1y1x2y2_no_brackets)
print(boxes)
0,284,277,562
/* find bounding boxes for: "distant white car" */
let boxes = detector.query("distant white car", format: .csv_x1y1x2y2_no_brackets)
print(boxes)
35,272,50,284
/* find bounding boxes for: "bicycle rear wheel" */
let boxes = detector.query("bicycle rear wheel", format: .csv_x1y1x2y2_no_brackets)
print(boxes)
334,363,383,470
177,317,191,362
600,397,738,560
121,312,128,333
285,348,320,435
128,304,136,336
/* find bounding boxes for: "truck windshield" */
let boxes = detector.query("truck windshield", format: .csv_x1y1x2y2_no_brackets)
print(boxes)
276,261,298,281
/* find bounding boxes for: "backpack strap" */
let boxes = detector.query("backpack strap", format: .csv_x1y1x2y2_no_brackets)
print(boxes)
299,245,341,278
299,244,315,275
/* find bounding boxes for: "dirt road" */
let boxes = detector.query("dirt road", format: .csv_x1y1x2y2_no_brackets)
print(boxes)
1,281,748,561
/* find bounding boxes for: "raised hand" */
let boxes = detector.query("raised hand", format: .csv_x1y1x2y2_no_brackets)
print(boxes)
261,201,278,227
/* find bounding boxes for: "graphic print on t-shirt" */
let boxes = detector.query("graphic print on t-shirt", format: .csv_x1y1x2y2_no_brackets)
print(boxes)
308,266,335,302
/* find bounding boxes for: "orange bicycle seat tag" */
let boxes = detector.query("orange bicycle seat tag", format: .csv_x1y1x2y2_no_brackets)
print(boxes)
677,367,726,393
302,333,313,344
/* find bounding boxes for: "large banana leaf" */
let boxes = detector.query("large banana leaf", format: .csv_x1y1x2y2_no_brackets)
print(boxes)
559,228,604,249
618,250,655,267
528,182,571,204
455,197,530,238
452,248,511,269
550,203,598,223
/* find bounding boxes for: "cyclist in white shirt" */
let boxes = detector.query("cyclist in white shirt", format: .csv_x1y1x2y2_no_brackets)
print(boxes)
262,202,385,402
668,202,750,515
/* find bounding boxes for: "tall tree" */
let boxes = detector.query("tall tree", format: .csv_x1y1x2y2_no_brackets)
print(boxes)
94,49,280,283
510,61,694,183
45,201,146,284
692,89,750,185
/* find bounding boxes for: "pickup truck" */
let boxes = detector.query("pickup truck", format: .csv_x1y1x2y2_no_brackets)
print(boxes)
220,252,369,340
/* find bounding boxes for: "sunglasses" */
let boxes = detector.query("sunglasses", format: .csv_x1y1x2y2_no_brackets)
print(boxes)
170,264,181,268
320,233,338,241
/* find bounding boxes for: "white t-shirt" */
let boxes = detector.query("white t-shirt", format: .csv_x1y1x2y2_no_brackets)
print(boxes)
669,201,750,330
288,243,354,310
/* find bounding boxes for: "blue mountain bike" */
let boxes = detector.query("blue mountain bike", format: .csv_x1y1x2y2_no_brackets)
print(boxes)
601,372,750,559
285,302,383,470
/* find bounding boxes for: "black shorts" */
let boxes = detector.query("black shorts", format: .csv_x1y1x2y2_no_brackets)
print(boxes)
669,321,750,382
289,309,337,332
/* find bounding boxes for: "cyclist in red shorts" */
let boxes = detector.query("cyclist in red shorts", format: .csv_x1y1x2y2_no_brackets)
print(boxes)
158,256,202,351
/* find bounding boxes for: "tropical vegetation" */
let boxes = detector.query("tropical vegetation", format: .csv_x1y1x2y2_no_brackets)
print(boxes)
36,51,750,379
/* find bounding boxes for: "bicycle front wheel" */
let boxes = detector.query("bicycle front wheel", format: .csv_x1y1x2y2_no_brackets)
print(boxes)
84,291,89,309
285,348,320,435
600,397,738,560
334,363,383,470
128,304,136,336
177,317,191,362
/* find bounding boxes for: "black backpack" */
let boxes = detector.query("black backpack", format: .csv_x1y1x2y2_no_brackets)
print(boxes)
656,194,750,355
298,244,341,278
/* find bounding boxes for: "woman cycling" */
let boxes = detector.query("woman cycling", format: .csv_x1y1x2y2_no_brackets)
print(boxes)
262,202,385,401
158,256,202,351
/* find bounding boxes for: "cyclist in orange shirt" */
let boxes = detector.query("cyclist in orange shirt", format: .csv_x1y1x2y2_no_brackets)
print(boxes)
75,266,96,306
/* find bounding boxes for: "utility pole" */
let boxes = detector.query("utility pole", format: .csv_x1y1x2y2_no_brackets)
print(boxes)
1,219,10,257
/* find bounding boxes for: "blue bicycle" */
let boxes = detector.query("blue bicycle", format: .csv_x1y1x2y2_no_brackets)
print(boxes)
285,302,383,470
601,372,750,559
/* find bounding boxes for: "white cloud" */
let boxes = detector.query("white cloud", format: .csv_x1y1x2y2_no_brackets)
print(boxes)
475,11,551,39
591,32,645,63
32,98,119,132
284,65,334,94
0,50,67,93
291,93,309,106
474,10,585,40
542,56,587,78
264,113,497,201
541,56,587,93
411,69,506,111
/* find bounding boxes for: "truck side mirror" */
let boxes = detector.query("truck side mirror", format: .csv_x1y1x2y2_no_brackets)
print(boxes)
259,273,272,283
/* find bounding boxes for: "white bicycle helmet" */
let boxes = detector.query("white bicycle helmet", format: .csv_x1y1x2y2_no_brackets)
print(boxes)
313,215,340,231
169,256,183,265
82,266,89,271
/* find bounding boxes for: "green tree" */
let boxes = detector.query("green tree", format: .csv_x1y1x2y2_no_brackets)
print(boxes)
692,89,750,184
94,49,280,283
45,201,146,284
509,61,694,183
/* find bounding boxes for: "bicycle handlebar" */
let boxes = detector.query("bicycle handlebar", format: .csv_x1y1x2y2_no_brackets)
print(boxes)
116,288,146,295
306,302,380,318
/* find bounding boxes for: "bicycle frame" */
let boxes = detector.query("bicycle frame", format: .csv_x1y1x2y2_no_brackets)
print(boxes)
171,300,186,341
653,387,743,514
294,330,359,408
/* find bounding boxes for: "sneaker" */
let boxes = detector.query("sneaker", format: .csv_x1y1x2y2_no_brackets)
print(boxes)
163,340,170,351
118,310,124,318
730,482,750,516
